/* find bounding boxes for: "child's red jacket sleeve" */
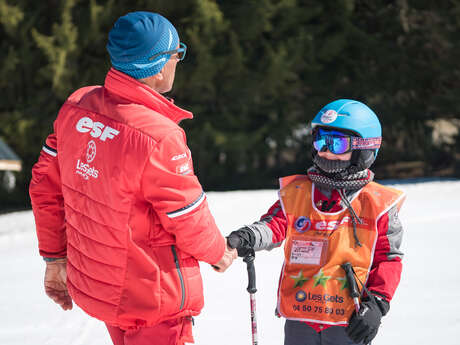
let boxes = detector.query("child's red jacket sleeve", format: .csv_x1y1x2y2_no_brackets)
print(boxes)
258,200,288,245
367,205,404,301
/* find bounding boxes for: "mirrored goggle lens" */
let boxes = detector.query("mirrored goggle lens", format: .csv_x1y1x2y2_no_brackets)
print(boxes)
329,136,351,154
313,132,352,154
313,137,326,151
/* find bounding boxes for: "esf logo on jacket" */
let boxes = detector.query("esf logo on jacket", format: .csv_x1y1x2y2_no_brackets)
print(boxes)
76,116,120,141
294,216,368,233
294,216,311,233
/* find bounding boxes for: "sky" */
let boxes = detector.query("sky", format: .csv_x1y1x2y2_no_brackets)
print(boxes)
1,179,460,345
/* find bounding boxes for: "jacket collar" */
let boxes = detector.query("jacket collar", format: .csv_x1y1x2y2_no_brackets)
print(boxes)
104,68,193,124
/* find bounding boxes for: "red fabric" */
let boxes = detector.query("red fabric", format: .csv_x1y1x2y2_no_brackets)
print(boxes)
30,134,66,258
260,201,287,244
29,68,225,329
262,179,403,332
366,211,403,300
106,317,194,345
313,188,343,212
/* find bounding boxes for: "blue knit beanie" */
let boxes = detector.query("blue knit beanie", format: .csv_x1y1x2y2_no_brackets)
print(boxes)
107,12,179,79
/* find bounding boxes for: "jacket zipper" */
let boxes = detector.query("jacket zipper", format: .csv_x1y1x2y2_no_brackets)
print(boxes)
171,245,185,310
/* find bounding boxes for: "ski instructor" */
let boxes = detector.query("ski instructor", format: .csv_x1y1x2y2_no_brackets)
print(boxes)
29,11,237,345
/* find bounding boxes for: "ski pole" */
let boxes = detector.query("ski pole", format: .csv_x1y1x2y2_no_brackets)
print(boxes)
244,250,258,345
341,262,360,313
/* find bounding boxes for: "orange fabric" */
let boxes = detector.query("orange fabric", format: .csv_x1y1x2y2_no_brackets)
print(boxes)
30,68,226,329
277,176,404,325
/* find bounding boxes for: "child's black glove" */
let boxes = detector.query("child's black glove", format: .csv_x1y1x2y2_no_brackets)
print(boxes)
227,227,256,257
346,295,389,344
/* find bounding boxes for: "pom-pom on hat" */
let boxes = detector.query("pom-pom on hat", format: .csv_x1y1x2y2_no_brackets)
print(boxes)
107,12,179,79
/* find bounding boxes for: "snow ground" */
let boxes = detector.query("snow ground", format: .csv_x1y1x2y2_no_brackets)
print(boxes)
1,179,459,345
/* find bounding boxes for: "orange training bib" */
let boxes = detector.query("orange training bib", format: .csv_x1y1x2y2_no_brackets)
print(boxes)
276,175,404,325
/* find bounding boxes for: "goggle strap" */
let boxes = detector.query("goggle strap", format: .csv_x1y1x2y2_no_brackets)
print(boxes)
351,137,382,150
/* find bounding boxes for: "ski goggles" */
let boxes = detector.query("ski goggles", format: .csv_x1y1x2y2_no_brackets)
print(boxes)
313,128,382,154
149,42,187,62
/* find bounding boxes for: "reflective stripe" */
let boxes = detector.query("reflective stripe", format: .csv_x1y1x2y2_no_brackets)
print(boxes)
42,145,57,157
166,191,205,218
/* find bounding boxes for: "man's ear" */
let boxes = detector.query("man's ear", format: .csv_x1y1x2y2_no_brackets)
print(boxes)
154,70,164,81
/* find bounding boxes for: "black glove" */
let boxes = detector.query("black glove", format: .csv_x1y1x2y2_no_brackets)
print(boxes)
346,295,389,344
227,227,256,257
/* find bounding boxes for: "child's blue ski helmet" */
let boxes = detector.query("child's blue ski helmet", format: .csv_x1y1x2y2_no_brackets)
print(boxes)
311,99,382,173
311,99,381,140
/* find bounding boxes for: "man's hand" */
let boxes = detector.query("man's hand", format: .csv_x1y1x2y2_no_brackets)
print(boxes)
44,258,73,310
212,239,238,272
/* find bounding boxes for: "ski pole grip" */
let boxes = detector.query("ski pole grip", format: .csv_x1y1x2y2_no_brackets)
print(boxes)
244,252,257,294
341,262,360,298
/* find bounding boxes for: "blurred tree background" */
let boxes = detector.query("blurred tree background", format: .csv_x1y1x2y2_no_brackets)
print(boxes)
1,0,459,211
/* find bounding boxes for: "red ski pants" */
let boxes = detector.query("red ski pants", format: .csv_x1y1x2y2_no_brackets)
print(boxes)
106,317,194,345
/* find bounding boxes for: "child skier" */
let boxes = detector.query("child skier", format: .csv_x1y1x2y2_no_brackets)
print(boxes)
228,99,405,345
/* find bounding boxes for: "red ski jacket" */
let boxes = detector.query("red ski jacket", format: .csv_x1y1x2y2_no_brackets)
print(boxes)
30,68,226,329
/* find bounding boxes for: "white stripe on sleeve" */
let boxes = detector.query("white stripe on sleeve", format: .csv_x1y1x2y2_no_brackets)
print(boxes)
42,146,57,157
166,192,206,219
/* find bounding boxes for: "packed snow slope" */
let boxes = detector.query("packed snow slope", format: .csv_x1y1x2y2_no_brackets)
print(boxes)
1,179,459,345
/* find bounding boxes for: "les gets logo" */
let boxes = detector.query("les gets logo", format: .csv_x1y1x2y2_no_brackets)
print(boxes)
75,140,99,180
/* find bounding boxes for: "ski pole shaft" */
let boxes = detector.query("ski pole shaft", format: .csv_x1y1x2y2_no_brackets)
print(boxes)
249,293,258,345
341,262,360,312
244,252,258,345
352,297,360,313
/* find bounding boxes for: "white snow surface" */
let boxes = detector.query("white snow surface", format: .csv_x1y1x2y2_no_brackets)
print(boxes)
1,179,460,345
